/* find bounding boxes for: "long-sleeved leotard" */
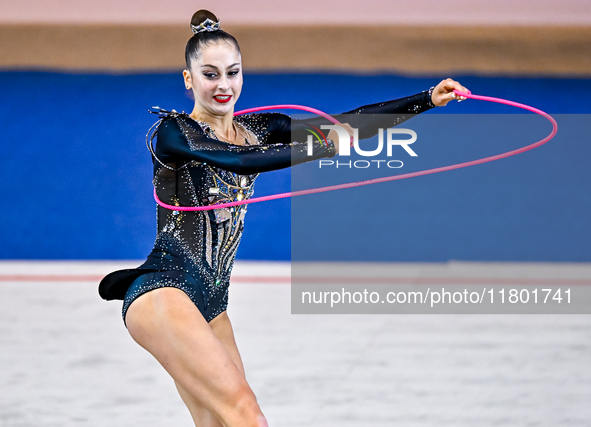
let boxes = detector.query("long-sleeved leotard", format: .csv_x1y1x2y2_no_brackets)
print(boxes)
98,89,437,324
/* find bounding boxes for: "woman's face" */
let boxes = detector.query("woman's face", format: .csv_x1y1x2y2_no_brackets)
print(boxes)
184,42,243,117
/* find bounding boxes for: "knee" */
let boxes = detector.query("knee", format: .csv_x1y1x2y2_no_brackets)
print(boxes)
225,386,267,427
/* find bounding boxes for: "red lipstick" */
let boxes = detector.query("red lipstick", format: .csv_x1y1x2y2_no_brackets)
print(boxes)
213,95,232,103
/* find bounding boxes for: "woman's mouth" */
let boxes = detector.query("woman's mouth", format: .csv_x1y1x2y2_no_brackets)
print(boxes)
213,95,232,103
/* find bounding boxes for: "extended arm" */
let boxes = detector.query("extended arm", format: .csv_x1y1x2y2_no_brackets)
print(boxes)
265,78,470,144
264,89,437,144
154,115,336,175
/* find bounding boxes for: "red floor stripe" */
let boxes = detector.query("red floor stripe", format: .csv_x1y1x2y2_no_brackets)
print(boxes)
0,274,589,285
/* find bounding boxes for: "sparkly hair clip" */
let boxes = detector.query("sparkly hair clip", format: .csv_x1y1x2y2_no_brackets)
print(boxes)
191,18,221,35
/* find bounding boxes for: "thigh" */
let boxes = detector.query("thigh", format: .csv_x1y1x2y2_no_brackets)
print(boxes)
125,287,260,425
174,312,247,427
210,311,246,376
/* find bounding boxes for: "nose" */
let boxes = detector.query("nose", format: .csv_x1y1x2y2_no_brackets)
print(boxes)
218,75,230,92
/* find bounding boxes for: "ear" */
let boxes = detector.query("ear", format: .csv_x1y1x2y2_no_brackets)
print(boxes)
183,69,192,90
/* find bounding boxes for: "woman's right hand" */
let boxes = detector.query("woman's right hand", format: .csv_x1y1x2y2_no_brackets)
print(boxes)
327,123,354,154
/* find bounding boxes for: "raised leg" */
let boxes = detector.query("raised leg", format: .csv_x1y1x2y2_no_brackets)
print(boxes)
125,287,267,427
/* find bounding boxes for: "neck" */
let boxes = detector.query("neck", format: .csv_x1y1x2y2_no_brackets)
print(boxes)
190,108,235,139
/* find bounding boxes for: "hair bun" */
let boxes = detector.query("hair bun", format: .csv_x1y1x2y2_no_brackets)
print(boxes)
191,9,218,28
185,9,240,69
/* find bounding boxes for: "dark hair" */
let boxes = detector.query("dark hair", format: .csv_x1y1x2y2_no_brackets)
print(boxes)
185,10,241,70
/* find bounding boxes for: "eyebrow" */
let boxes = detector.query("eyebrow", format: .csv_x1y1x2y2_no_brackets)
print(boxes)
201,63,241,69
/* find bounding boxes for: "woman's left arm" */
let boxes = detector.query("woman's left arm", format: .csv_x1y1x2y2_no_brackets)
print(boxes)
273,78,469,142
336,78,469,114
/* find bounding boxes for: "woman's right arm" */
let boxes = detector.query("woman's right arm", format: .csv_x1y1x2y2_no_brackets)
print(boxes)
154,116,337,175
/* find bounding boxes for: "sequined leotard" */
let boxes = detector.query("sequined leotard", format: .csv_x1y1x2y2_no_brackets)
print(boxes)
98,89,436,325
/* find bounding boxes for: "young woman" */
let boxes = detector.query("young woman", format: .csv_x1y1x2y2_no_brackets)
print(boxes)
99,9,469,427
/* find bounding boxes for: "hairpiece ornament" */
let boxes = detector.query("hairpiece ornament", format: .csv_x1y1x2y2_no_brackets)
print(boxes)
191,18,221,34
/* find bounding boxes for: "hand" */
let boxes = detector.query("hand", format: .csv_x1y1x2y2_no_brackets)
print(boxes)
431,78,470,107
327,123,354,154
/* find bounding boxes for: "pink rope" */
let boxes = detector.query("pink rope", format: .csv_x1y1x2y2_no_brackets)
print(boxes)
154,90,558,212
234,104,342,125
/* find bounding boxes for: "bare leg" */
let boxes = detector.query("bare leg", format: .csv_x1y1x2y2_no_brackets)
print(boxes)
175,381,222,427
125,287,267,427
174,312,249,427
210,312,246,377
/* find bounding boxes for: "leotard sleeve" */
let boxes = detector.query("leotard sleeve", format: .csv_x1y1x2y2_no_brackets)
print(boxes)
263,89,437,143
153,89,434,174
154,114,336,175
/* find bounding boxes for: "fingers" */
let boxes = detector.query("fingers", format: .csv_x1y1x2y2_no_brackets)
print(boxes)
452,92,466,102
340,123,355,147
446,78,471,100
443,78,470,94
326,123,354,153
327,123,354,150
440,78,470,103
341,123,354,137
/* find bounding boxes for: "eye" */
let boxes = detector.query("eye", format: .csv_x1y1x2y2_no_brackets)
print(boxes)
228,70,239,76
203,72,217,79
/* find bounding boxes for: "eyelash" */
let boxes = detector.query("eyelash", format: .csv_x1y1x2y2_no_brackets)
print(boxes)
204,71,239,79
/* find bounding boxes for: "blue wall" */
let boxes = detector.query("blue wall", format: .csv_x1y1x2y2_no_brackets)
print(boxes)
1,71,589,261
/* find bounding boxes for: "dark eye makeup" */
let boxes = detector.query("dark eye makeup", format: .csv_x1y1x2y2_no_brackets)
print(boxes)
202,69,240,79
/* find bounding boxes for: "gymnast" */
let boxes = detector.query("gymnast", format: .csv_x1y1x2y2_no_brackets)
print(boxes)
99,9,469,426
